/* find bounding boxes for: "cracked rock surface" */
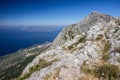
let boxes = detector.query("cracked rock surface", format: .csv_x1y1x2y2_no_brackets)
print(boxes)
21,11,120,80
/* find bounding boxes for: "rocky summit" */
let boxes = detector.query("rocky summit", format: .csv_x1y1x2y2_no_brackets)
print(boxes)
17,11,120,80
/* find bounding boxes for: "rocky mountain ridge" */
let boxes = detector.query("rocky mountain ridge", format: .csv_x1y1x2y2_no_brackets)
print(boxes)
18,11,120,80
52,11,117,48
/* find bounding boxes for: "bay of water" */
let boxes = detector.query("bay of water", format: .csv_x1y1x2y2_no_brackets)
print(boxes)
0,26,63,56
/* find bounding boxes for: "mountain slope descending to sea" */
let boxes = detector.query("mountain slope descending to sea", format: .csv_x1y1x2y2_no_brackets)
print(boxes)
0,42,52,80
18,11,120,80
0,26,63,56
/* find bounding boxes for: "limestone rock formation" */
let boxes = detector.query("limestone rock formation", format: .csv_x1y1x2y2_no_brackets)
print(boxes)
19,11,120,80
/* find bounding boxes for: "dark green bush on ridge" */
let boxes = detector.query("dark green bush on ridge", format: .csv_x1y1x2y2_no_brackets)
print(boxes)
68,31,74,39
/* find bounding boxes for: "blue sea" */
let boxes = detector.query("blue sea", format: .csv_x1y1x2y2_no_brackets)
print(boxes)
0,25,64,56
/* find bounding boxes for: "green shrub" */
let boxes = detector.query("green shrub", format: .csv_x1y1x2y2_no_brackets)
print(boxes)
63,35,67,40
78,34,86,43
67,34,86,50
68,45,74,50
94,64,120,80
68,31,74,39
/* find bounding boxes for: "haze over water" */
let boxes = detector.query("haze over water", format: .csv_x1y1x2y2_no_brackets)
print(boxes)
0,26,63,56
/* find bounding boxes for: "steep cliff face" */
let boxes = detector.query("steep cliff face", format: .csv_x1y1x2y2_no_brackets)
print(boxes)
20,11,120,80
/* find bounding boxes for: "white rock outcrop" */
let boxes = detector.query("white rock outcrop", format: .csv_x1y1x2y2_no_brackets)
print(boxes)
20,11,120,80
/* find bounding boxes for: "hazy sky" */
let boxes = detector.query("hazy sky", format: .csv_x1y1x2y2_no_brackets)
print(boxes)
0,0,120,25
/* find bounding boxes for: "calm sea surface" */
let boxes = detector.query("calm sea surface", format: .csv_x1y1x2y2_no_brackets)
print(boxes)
0,26,63,56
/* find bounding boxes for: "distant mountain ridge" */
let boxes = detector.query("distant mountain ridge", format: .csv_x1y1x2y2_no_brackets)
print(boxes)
22,26,64,32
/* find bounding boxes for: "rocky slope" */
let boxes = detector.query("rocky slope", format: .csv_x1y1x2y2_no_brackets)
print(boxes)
0,42,51,80
18,11,120,80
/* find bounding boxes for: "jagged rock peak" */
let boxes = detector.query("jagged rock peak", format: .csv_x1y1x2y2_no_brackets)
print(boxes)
52,11,117,48
82,11,116,23
89,11,104,16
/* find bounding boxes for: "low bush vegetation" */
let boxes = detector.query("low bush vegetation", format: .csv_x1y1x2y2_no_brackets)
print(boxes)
67,34,86,50
68,45,74,50
78,34,86,43
63,35,67,40
68,31,74,39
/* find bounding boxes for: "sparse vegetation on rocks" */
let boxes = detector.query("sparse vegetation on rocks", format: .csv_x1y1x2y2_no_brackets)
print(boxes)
78,34,87,43
115,20,120,25
68,31,74,39
103,41,110,54
81,61,120,80
101,41,110,61
81,61,94,75
68,45,74,50
15,11,120,80
102,53,110,61
96,34,104,40
67,34,86,50
94,64,120,80
17,59,54,80
115,46,120,53
63,35,67,40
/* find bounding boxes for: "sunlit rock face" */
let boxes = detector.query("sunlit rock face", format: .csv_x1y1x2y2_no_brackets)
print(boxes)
21,11,120,80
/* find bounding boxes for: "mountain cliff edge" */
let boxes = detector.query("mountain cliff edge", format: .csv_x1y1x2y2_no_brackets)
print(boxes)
18,11,120,80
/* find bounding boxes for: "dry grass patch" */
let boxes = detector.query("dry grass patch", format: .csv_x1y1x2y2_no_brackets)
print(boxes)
95,34,104,40
115,46,120,53
94,64,120,80
17,59,55,80
81,61,120,80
